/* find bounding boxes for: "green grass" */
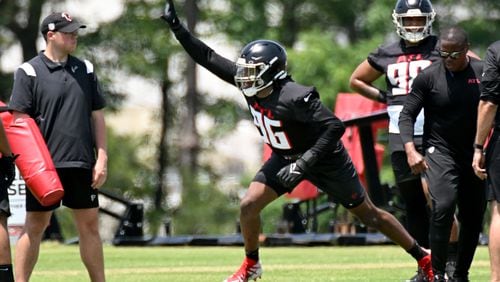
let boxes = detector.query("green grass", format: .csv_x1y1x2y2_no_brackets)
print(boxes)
23,243,490,281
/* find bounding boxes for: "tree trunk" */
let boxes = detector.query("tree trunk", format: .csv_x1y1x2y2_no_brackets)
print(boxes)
155,76,171,210
180,0,200,173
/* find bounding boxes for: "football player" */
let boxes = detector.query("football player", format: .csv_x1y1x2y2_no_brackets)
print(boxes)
350,1,463,280
162,0,433,281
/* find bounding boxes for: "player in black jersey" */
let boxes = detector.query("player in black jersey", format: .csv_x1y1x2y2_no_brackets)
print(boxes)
162,1,433,281
399,26,486,282
350,1,460,280
472,40,500,282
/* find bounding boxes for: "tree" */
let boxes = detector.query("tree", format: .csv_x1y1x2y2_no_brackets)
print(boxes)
0,0,45,101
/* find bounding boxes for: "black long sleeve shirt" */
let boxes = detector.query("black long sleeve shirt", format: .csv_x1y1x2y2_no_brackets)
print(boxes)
171,24,345,161
399,58,483,159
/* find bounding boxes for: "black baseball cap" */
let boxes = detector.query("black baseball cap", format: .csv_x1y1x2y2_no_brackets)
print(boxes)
40,12,86,34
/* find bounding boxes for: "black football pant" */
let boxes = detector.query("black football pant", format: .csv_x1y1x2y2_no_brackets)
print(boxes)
392,150,430,248
425,147,486,277
398,178,430,249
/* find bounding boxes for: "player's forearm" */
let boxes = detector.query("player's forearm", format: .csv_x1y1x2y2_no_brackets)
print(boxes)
474,100,497,146
350,79,385,102
305,119,345,165
92,110,107,161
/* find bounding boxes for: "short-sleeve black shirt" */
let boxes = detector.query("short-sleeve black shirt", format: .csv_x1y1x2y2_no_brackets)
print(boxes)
480,40,500,129
9,52,106,169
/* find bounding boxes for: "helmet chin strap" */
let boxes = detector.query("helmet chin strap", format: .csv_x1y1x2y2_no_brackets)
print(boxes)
241,80,274,97
242,87,258,97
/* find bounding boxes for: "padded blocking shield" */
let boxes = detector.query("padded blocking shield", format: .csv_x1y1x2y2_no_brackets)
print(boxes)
0,104,64,206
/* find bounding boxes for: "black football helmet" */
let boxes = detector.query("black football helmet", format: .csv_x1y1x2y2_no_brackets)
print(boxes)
392,0,436,43
234,40,287,97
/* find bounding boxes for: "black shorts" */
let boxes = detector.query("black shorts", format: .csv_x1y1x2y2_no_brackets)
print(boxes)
390,135,423,184
26,168,99,211
0,184,10,217
486,131,500,202
253,144,366,208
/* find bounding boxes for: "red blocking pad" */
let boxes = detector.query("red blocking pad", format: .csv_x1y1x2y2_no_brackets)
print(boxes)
0,104,64,206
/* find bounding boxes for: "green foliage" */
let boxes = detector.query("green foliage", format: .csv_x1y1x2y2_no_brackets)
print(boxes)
201,96,248,139
172,176,239,235
105,128,157,199
289,31,386,108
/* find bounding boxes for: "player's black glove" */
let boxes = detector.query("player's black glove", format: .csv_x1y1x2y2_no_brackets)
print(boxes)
277,159,307,189
377,89,388,104
276,151,318,189
161,0,181,30
0,154,18,189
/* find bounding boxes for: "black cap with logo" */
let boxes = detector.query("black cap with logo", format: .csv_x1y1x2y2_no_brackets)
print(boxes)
40,12,86,35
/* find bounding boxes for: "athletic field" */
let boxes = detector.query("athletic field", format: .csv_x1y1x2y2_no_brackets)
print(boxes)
23,242,490,281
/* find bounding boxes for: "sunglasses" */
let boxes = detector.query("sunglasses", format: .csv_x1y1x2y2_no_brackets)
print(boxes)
438,49,466,59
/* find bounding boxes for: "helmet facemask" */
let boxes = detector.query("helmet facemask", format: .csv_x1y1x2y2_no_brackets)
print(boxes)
392,9,435,43
235,57,286,97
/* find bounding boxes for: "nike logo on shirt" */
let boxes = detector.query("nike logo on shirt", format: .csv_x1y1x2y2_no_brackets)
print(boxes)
304,93,313,102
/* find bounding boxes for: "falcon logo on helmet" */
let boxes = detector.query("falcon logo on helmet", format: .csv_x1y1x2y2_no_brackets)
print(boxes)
392,0,436,43
234,40,287,97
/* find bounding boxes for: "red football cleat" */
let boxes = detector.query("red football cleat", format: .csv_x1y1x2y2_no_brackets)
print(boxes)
417,251,434,282
223,257,263,282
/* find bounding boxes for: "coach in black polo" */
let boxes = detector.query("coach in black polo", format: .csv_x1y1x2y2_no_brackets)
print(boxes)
9,12,107,282
399,26,486,281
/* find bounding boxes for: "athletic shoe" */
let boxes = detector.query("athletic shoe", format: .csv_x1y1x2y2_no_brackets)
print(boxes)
445,260,456,279
433,274,446,282
223,257,263,282
406,267,427,282
417,252,434,282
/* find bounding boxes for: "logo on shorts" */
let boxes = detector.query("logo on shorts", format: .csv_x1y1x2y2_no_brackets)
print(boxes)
90,194,96,202
428,146,435,154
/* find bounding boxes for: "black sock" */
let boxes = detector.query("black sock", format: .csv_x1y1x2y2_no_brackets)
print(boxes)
0,264,14,282
246,248,259,262
407,241,427,261
447,241,458,261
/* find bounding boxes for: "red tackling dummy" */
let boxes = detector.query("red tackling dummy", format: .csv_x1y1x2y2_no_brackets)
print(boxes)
0,102,64,206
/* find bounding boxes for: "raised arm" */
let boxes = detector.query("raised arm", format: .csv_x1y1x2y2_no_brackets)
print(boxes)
161,0,236,85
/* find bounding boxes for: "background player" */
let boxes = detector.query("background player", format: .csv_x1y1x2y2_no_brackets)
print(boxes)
349,1,462,279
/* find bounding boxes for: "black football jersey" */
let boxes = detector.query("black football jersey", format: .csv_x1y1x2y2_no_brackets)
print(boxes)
368,36,441,137
173,25,345,158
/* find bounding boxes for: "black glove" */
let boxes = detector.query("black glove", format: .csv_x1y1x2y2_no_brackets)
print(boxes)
0,154,18,189
161,0,181,29
277,158,307,189
377,89,388,104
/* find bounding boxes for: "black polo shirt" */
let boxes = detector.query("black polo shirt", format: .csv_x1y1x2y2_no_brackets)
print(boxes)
9,51,106,169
